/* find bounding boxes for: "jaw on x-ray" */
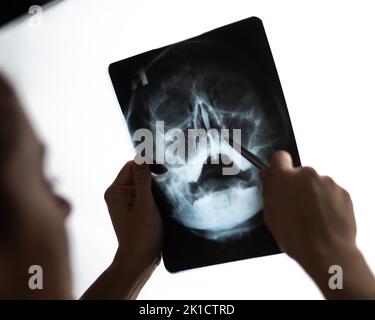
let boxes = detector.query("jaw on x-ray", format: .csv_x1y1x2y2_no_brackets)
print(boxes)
109,17,300,272
127,41,281,241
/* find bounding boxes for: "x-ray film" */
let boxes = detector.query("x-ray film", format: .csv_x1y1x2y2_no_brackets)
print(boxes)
109,17,301,272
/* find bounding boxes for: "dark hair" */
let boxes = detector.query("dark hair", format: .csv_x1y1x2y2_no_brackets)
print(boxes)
0,73,21,243
0,74,20,168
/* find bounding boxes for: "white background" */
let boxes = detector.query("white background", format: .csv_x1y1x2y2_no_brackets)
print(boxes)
0,0,374,299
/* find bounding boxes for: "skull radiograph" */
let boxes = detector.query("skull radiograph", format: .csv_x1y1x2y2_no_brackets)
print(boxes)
126,41,283,241
109,17,300,271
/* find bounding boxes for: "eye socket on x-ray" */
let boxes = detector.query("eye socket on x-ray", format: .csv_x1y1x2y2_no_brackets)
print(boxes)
153,99,191,129
210,81,253,111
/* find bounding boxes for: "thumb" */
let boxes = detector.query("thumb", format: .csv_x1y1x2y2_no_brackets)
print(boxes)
132,162,153,203
270,150,294,173
112,161,133,186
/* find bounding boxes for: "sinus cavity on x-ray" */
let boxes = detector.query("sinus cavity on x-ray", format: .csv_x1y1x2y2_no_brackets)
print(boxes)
109,17,301,272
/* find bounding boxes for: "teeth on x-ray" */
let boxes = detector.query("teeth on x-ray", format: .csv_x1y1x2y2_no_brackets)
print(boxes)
127,41,281,241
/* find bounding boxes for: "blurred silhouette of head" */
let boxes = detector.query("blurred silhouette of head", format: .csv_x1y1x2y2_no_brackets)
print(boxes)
0,73,72,298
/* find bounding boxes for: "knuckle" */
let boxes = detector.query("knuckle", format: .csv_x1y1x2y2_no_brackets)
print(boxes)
301,166,318,178
340,187,351,201
321,175,335,186
104,186,114,203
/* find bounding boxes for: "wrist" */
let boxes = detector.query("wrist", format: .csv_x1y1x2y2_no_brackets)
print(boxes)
113,246,160,275
298,238,357,271
102,248,160,300
298,240,375,299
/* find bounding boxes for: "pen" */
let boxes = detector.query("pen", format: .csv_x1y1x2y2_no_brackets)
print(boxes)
225,136,270,171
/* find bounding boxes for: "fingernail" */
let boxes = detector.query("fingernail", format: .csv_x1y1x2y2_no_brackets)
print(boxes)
136,162,147,168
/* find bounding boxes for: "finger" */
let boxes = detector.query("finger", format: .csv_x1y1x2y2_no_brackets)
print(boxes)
112,161,134,186
270,150,294,173
104,184,135,206
259,168,270,190
259,168,270,183
123,185,135,196
122,185,135,206
132,161,152,202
